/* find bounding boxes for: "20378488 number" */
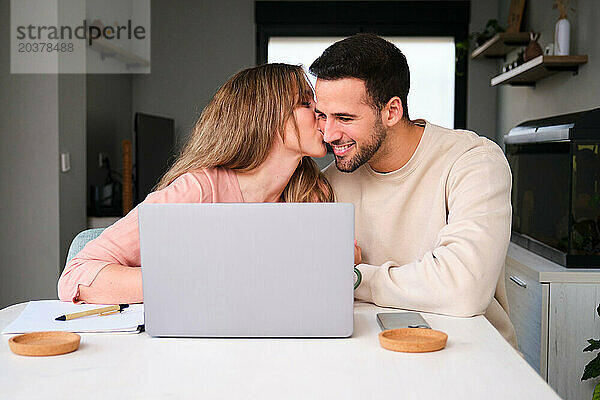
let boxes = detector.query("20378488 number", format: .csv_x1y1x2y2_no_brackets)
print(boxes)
18,42,74,52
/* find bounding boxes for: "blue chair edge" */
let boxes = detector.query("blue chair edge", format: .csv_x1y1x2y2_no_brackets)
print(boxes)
65,228,105,265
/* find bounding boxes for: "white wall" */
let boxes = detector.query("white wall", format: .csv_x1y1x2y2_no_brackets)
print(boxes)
0,0,86,308
59,75,87,271
467,0,500,141
132,0,256,146
0,0,61,307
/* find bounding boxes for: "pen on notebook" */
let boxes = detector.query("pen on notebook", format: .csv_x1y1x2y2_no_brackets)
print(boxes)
55,304,129,321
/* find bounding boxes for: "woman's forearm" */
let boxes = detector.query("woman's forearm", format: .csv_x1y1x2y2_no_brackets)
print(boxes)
77,264,143,304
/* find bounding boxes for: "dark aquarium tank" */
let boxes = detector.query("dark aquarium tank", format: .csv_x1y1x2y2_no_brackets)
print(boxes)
505,108,600,267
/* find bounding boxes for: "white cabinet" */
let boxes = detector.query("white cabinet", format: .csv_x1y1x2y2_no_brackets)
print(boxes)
505,254,547,378
506,243,600,400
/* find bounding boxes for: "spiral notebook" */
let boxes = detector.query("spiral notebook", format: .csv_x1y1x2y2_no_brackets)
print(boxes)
1,300,144,334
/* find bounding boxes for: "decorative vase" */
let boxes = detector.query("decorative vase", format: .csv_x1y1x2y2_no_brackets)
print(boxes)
554,18,570,56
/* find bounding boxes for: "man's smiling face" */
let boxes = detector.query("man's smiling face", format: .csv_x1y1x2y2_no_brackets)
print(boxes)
314,78,387,173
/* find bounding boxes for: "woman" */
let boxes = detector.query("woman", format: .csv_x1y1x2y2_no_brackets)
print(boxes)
58,64,335,304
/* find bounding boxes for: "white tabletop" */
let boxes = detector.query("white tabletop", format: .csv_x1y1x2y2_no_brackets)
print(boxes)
0,301,559,399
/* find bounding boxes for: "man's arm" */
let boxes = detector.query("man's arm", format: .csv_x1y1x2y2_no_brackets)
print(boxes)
354,147,512,317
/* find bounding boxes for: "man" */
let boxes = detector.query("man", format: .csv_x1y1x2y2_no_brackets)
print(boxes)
310,33,517,347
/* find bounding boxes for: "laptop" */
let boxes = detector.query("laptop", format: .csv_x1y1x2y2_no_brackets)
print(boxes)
138,203,354,337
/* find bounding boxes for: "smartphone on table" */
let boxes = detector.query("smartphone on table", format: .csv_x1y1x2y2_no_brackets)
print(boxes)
376,312,431,331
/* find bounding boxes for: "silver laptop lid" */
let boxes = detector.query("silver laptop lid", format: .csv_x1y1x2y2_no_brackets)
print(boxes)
138,203,354,337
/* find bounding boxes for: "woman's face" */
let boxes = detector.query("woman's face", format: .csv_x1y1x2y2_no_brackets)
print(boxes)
284,97,327,158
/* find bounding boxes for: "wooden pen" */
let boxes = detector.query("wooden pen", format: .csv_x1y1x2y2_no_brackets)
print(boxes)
55,304,129,321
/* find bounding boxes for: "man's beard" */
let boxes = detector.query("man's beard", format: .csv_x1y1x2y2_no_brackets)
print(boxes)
335,119,387,173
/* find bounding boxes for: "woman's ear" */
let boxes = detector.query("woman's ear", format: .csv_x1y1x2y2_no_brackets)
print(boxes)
381,97,403,127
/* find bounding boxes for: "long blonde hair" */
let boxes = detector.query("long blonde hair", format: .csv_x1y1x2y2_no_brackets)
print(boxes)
156,64,333,202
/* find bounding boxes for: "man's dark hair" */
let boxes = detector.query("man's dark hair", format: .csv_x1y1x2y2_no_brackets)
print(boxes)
309,33,410,120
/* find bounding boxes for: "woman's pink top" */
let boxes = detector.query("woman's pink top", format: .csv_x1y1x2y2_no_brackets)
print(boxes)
57,168,243,303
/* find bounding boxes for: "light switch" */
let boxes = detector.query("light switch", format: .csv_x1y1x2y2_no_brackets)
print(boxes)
60,152,71,172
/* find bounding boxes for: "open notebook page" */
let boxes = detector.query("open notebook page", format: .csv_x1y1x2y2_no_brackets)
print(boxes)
1,300,144,334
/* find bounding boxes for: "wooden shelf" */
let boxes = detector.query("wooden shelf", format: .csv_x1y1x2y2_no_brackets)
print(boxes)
88,38,150,69
471,32,531,60
490,55,588,87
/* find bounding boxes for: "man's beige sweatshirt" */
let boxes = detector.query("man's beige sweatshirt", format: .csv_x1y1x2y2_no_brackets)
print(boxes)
324,121,517,347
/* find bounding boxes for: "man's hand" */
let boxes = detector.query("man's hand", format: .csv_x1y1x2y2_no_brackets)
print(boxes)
354,240,362,265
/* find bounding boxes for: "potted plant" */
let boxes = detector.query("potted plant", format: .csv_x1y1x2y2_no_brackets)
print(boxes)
472,19,506,47
455,19,505,71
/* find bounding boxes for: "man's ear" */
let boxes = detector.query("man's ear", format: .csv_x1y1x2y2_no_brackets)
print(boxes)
381,97,403,127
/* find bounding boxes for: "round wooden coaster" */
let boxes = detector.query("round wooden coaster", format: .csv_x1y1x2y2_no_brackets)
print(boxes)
8,332,81,357
379,328,447,353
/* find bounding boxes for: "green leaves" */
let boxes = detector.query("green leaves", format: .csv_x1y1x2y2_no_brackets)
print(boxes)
594,382,600,400
583,353,600,381
581,304,600,382
584,339,600,353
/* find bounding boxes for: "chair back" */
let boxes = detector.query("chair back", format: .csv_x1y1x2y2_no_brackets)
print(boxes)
66,228,105,264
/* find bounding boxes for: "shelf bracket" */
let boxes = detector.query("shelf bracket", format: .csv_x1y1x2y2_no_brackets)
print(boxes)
545,65,581,77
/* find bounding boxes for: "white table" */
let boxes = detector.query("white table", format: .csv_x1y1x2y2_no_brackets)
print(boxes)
1,301,559,399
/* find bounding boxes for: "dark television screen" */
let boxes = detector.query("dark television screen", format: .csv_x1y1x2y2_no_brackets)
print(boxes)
134,113,175,205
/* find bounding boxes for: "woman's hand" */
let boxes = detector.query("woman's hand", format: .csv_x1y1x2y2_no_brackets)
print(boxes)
354,240,362,265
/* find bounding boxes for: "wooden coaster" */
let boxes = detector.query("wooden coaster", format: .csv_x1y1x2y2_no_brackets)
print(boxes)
8,332,81,357
379,328,447,353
